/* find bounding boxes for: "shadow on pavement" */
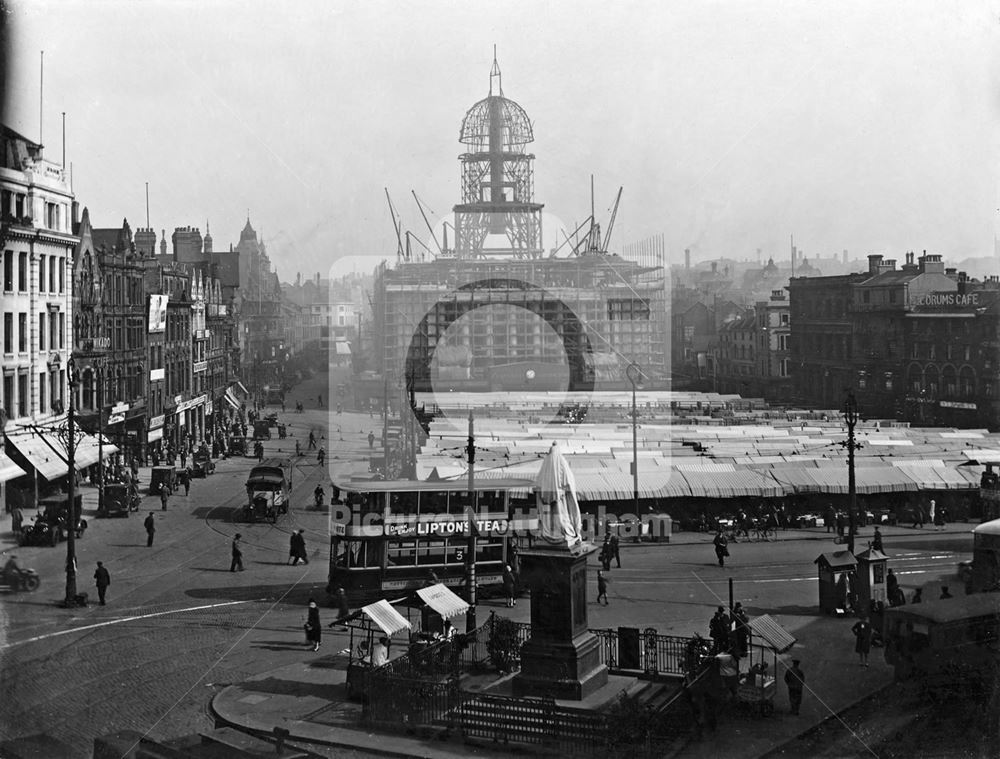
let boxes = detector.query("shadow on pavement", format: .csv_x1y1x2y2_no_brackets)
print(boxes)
186,583,331,607
238,676,332,700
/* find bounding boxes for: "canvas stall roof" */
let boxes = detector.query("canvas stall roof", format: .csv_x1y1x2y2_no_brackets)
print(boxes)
335,342,351,355
679,469,784,498
963,449,1000,464
360,599,411,636
897,465,976,491
748,614,796,653
416,583,469,620
0,452,26,484
973,519,1000,537
769,467,824,493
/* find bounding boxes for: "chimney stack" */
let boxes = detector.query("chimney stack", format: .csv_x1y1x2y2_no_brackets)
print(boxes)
842,249,848,264
867,254,883,274
685,248,690,270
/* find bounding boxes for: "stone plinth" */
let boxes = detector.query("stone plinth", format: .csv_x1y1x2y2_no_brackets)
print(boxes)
512,544,608,700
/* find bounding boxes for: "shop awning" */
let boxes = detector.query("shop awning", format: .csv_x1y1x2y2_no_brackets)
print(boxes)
416,583,470,620
235,381,250,397
749,614,796,653
72,433,117,469
335,342,351,355
360,599,412,637
0,452,27,483
223,390,240,409
5,426,67,480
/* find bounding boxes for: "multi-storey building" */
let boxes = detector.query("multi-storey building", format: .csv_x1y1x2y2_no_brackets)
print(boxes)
73,215,147,461
712,290,791,401
1,126,76,424
790,253,1000,428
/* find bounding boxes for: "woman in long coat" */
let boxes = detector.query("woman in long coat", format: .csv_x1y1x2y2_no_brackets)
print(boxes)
305,598,322,651
851,616,873,667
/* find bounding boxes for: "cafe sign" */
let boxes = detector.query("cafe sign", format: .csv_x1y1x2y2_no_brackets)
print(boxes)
910,291,982,311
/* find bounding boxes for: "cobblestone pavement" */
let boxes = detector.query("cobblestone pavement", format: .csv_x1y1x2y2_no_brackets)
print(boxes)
0,369,378,756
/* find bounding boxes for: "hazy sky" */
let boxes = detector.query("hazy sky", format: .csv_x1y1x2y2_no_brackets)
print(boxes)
5,0,999,282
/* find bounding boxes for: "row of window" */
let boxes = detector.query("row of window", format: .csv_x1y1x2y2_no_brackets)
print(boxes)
1,369,65,419
2,250,66,294
2,311,65,354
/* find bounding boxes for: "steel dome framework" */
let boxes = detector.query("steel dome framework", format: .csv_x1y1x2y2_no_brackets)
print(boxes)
453,55,543,259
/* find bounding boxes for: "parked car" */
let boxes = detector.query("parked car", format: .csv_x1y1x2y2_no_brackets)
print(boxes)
39,495,87,541
19,515,60,546
252,420,272,440
228,435,248,457
150,466,177,496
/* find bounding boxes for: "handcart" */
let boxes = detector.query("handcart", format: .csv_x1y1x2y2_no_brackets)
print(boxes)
737,614,797,718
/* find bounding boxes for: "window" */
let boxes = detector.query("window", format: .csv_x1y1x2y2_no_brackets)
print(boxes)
3,251,11,291
58,370,65,406
49,257,56,293
39,313,45,351
38,256,46,292
3,313,11,353
2,375,12,417
58,257,64,293
59,312,65,349
39,372,46,415
17,372,27,417
45,202,58,230
18,252,26,291
17,313,26,352
50,314,57,351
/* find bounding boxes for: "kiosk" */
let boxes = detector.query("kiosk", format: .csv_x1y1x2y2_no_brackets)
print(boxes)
853,547,889,610
815,551,858,615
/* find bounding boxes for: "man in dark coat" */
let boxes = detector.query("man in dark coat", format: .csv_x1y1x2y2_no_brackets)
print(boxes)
230,534,244,572
709,606,730,653
94,561,111,605
713,530,729,567
289,529,308,565
144,513,156,547
732,602,750,657
159,483,170,511
609,533,621,568
785,659,805,715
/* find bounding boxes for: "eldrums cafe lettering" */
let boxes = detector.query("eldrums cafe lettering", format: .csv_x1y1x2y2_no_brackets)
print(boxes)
911,292,979,308
385,519,509,536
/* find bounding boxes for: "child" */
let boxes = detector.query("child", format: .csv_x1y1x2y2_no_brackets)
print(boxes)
597,570,609,605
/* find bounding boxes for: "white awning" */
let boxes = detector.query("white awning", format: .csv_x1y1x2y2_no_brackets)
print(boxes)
147,428,164,443
0,452,27,483
361,599,412,637
5,424,66,480
335,342,351,355
235,381,250,397
223,390,240,409
416,583,470,620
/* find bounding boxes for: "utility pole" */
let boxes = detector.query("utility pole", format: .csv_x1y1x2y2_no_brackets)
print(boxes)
842,392,861,555
96,363,104,515
64,359,80,607
466,410,477,630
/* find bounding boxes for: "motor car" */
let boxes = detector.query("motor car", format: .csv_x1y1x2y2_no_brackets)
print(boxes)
98,483,138,517
39,495,87,541
150,466,177,495
191,450,216,477
252,420,271,440
228,436,248,457
19,515,60,546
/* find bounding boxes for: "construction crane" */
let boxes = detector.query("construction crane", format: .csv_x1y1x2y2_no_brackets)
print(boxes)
384,188,405,262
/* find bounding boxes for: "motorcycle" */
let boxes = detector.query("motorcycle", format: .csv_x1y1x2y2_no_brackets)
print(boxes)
0,565,41,592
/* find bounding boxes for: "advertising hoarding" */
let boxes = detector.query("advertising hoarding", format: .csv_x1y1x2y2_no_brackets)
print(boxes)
148,294,169,333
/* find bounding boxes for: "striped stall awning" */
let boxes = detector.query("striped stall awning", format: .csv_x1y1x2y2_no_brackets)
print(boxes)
679,469,785,499
416,583,469,620
360,599,412,637
5,425,67,481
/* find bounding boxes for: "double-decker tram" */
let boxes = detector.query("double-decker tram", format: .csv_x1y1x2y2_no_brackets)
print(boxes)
326,478,537,602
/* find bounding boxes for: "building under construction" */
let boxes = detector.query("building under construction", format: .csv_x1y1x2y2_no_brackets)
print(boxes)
373,57,667,393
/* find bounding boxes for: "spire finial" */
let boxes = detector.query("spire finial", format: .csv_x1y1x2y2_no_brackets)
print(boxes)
489,45,502,97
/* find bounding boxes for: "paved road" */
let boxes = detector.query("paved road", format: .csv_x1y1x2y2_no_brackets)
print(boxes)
0,369,973,755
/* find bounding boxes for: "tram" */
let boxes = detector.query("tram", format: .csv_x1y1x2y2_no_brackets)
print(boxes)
326,477,537,603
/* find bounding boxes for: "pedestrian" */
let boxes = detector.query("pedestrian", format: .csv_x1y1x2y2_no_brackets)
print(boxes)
179,449,187,468
851,616,873,666
911,588,923,604
732,602,750,657
159,482,170,511
836,512,846,539
824,504,835,533
94,561,111,605
257,443,264,463
317,448,325,467
328,586,351,630
308,431,316,450
939,585,952,599
715,650,739,700
230,533,244,572
304,598,322,651
290,529,308,565
295,440,301,456
144,512,156,547
596,569,609,605
600,536,612,571
11,506,23,538
784,659,806,715
502,564,516,607
872,526,884,553
934,504,947,531
610,533,621,568
318,394,323,408
886,568,900,606
184,468,192,496
368,431,375,450
713,530,729,567
709,606,731,653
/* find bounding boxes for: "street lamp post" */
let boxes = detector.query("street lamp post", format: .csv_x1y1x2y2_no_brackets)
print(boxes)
95,362,104,514
626,363,642,522
64,357,81,607
842,392,861,555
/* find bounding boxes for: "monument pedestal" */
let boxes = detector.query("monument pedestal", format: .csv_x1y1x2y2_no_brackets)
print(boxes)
512,544,608,700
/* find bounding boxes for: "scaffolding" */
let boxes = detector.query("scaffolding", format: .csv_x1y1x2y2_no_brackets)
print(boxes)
453,54,543,259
